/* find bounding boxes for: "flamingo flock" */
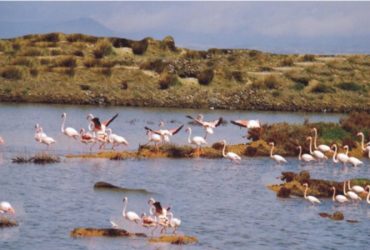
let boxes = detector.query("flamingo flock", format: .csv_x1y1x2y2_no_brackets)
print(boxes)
111,197,181,235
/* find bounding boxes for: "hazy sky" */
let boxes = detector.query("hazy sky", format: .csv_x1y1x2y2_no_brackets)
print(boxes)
1,1,370,53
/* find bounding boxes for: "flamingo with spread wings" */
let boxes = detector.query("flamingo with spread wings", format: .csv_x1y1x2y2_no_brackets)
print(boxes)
186,114,223,139
144,122,183,143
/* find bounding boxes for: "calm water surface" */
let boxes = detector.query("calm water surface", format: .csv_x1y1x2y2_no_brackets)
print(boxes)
1,103,369,250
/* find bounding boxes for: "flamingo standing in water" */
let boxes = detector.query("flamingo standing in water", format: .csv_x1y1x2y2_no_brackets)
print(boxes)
34,123,47,142
164,211,181,234
222,139,241,163
122,197,141,224
79,128,96,151
311,128,331,153
347,180,365,194
144,122,183,144
186,114,223,139
269,142,287,164
357,132,369,152
331,186,348,203
185,127,207,156
87,113,119,135
302,183,321,205
297,146,315,162
106,128,128,150
343,145,363,167
331,144,349,165
343,181,361,201
61,113,79,139
148,198,171,234
35,127,56,150
0,201,15,215
306,136,327,160
366,186,370,204
143,130,162,150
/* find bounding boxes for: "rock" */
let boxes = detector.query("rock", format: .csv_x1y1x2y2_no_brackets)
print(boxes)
277,187,291,198
70,227,147,238
346,220,359,224
149,235,198,245
93,182,153,194
330,211,344,221
0,218,18,228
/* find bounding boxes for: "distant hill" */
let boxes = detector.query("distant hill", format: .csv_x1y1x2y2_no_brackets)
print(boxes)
0,17,115,39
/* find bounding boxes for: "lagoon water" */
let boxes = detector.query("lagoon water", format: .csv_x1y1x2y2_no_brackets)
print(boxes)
0,103,369,250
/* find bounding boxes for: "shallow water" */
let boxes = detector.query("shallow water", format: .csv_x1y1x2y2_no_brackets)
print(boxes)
1,103,369,250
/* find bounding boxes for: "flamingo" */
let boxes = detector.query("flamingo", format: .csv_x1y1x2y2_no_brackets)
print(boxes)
79,128,96,151
306,136,327,160
222,139,241,163
141,213,157,228
122,197,141,224
343,181,361,201
331,144,349,165
302,183,321,205
148,198,170,233
0,136,4,144
165,211,181,234
34,123,47,142
144,122,183,143
343,145,363,167
231,119,261,138
311,128,332,153
331,186,348,203
347,180,365,194
106,128,128,150
144,130,162,150
269,142,287,164
0,201,15,215
357,132,369,152
366,185,370,204
87,113,118,135
35,127,55,150
61,113,79,139
297,146,315,162
185,127,207,155
186,114,223,139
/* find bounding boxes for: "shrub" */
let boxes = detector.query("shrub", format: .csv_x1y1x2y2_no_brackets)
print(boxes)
41,33,60,43
183,50,207,60
340,112,370,135
259,66,273,72
80,84,91,91
162,36,177,51
99,59,116,68
140,59,168,73
249,50,262,58
95,67,112,77
83,58,99,68
110,37,131,48
66,33,98,43
1,66,24,80
264,75,281,89
131,39,148,55
0,41,9,51
303,54,315,62
120,80,128,90
12,57,34,67
12,42,22,51
40,58,52,65
310,82,335,93
21,48,43,56
197,69,214,85
159,72,179,89
50,49,62,56
29,68,39,77
60,67,75,77
73,50,84,57
93,40,114,59
231,71,243,83
56,56,77,68
280,57,294,66
336,82,362,92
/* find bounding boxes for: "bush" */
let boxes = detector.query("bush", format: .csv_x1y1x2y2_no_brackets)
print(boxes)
110,37,131,48
231,71,243,83
99,59,116,68
162,36,177,51
197,69,214,85
93,40,114,59
0,41,9,52
1,66,24,80
12,57,35,67
159,72,179,89
50,49,62,56
340,112,370,135
12,42,22,51
79,84,91,91
83,58,99,68
183,50,207,60
280,57,294,66
140,59,168,73
40,58,52,65
95,67,112,77
336,82,362,92
303,54,315,62
131,39,148,55
73,50,84,57
120,80,128,90
60,67,75,77
264,75,281,89
310,82,335,93
41,33,60,43
21,48,43,56
66,33,98,43
30,68,39,77
56,56,77,68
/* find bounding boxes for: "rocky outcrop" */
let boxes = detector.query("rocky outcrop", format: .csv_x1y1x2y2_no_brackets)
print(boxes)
149,235,198,245
0,218,18,228
70,227,147,238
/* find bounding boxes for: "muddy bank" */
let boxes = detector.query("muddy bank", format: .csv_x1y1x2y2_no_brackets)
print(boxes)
70,227,146,238
0,218,18,228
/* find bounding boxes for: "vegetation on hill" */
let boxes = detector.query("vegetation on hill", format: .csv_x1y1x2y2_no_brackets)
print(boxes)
0,32,369,112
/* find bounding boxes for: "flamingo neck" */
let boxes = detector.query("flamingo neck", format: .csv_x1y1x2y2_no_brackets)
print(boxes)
270,144,274,158
222,142,227,157
332,188,336,201
122,200,127,216
61,116,66,133
304,186,308,199
344,147,349,156
359,133,365,150
367,190,370,204
347,180,351,191
332,146,338,163
308,138,313,154
313,130,318,149
187,129,192,144
298,147,302,160
343,182,347,195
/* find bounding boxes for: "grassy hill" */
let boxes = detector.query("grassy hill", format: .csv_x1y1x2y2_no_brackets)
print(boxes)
0,32,369,112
